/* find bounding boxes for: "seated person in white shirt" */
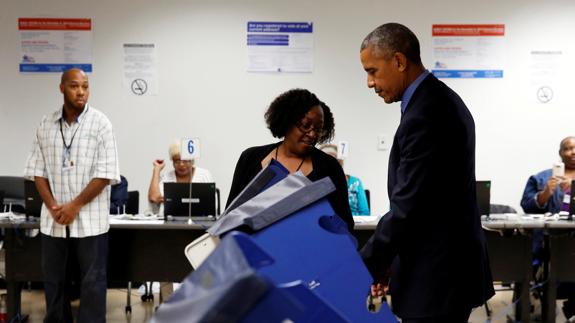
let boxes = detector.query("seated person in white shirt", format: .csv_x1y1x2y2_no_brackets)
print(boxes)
148,139,214,215
147,140,214,303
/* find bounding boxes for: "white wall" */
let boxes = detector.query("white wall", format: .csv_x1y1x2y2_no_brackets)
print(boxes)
1,0,575,214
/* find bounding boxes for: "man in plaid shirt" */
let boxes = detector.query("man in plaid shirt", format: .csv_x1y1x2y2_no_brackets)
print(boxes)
25,68,120,323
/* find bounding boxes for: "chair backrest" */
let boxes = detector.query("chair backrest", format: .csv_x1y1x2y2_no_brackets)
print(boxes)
0,176,26,213
126,190,139,215
24,179,42,217
0,176,25,200
364,189,371,211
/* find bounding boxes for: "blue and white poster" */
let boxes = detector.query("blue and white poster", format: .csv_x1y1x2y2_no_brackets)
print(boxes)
431,24,505,78
19,18,93,73
246,21,313,73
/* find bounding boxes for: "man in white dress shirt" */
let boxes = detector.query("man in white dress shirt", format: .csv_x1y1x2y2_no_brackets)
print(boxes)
24,68,120,323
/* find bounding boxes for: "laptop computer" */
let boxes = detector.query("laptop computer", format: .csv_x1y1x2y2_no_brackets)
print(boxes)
25,180,42,218
476,180,491,217
163,182,216,220
569,180,575,219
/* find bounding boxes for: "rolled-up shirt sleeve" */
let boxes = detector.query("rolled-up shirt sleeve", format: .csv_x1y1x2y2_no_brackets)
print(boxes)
94,118,120,185
24,121,48,180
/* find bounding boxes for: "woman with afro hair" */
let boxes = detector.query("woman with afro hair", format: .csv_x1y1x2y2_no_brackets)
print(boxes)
225,88,353,232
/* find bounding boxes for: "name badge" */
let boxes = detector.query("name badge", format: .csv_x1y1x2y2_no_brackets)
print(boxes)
62,149,75,171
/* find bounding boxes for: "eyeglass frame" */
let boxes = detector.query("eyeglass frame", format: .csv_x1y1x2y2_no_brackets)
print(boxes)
295,119,326,137
172,158,193,165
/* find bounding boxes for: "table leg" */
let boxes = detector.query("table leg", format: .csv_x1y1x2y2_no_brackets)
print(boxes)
543,235,556,323
6,281,22,322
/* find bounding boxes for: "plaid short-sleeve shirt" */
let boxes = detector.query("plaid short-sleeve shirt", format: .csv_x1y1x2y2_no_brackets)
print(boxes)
24,105,120,238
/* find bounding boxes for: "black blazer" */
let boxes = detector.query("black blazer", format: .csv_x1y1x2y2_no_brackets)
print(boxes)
226,142,354,232
361,74,494,318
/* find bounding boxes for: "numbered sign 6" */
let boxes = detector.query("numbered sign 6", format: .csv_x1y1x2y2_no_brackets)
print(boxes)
181,137,201,160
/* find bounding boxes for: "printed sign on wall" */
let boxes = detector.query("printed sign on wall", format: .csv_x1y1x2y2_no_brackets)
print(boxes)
19,18,93,73
530,50,563,104
431,24,504,78
123,43,159,96
247,21,313,73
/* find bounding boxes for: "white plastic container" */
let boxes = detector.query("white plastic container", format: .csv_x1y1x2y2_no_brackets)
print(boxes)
184,233,220,269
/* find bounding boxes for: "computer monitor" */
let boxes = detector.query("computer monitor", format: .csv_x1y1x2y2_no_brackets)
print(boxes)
476,180,491,217
25,180,42,218
163,182,216,220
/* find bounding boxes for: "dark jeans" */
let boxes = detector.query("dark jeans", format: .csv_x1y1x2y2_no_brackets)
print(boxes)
401,308,472,323
41,232,108,323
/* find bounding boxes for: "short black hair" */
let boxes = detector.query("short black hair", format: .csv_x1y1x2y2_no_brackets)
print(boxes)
360,22,422,64
560,136,575,152
264,88,335,144
61,67,87,84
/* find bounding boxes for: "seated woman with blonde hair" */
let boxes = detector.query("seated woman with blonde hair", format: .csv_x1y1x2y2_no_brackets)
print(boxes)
147,139,213,302
148,139,214,215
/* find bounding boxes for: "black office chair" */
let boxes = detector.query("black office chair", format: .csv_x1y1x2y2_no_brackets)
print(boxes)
0,176,26,213
0,176,30,321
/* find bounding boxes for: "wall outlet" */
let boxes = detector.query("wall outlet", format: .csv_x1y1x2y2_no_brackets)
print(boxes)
377,134,389,151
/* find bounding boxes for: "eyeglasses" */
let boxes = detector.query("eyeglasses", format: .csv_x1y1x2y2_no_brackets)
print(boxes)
172,159,192,165
296,120,326,137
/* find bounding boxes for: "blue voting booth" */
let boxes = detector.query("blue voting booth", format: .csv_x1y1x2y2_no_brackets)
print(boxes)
152,160,397,323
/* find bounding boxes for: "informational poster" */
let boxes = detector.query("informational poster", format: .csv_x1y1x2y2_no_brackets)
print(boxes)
529,50,562,104
431,24,504,78
19,18,93,73
123,43,158,96
247,21,313,73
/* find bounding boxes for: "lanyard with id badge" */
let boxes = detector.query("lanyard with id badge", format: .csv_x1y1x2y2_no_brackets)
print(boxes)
60,117,82,171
